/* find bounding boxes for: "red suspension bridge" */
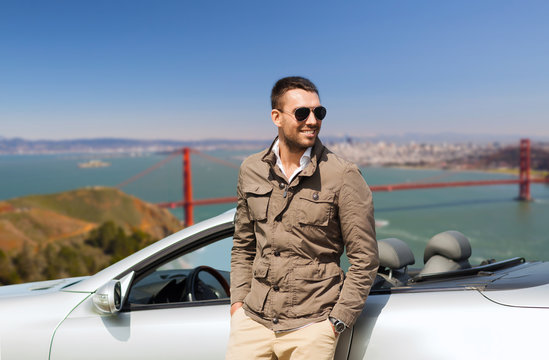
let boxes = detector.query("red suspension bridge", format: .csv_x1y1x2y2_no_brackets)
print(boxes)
116,139,549,226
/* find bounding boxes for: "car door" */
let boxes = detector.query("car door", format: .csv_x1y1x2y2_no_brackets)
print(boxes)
50,235,233,360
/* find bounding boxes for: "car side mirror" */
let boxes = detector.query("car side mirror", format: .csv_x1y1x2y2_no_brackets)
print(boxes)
93,280,122,314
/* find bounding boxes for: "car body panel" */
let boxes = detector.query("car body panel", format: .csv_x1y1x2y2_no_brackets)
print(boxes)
480,262,549,308
480,282,549,308
0,291,90,359
51,301,231,360
0,277,87,299
350,289,548,359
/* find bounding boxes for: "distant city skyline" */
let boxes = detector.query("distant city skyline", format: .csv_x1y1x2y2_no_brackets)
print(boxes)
1,1,548,141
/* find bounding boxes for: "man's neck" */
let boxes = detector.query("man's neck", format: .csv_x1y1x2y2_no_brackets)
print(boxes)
278,139,307,177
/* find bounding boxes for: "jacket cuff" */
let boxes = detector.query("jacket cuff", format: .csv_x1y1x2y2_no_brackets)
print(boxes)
330,304,358,327
230,290,248,306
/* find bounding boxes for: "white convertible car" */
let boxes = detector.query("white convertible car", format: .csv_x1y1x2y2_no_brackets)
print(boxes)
1,209,548,359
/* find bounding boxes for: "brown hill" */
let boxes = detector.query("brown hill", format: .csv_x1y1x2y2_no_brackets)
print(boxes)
0,187,182,253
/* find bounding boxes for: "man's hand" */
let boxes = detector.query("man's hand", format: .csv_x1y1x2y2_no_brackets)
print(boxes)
230,302,243,316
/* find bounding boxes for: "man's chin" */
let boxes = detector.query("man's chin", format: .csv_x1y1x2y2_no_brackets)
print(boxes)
300,136,317,147
282,134,318,152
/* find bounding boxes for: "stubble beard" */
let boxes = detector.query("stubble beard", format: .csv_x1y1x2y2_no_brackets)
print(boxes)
282,132,317,154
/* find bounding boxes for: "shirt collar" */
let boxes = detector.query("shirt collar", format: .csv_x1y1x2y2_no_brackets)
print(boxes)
273,139,312,164
272,139,312,182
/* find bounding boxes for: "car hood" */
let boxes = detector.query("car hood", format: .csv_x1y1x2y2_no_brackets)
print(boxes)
0,276,88,299
480,262,549,308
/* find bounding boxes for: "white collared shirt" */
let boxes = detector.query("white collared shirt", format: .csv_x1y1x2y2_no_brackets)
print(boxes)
272,139,312,184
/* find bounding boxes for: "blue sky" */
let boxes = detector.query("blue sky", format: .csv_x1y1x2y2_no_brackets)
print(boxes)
1,0,548,140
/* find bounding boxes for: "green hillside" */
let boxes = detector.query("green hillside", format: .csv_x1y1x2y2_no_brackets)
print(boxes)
0,187,183,285
1,187,181,251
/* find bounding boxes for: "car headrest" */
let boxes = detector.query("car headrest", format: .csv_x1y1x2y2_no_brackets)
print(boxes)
378,238,415,270
423,231,471,263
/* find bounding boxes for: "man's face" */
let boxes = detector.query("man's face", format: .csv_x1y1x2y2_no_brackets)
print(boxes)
271,89,322,152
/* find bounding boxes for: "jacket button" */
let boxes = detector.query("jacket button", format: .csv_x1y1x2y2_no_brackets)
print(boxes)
273,317,279,324
273,285,279,291
313,192,319,200
274,250,280,257
279,182,285,189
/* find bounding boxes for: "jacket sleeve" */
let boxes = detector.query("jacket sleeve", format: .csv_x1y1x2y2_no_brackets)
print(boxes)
330,164,379,326
230,166,257,305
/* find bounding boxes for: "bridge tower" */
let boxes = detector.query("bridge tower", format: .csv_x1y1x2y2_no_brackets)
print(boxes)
519,138,531,201
182,147,194,226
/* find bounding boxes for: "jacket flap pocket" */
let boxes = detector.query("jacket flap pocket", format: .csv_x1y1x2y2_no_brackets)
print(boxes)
246,262,271,314
294,263,341,280
244,184,273,196
253,262,269,278
298,189,334,203
244,185,272,221
297,190,334,226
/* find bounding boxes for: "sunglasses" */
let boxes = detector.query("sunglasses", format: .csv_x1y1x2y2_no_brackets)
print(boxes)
278,106,327,121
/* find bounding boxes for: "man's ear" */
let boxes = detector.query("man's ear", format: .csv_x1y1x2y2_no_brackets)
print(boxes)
271,109,282,128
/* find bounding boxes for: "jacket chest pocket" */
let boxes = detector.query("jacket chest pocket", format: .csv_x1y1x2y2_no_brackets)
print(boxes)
296,190,335,227
244,185,273,221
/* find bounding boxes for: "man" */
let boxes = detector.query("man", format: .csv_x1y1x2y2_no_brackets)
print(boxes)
226,76,378,360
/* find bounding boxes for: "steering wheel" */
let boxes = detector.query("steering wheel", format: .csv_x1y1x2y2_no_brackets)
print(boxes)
182,265,231,302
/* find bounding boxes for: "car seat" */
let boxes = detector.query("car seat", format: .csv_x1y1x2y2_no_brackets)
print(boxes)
419,230,471,276
377,238,416,286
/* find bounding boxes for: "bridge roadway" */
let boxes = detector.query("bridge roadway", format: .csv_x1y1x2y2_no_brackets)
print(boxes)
156,177,549,209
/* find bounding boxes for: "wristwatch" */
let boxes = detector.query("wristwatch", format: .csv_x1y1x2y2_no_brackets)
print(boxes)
329,316,347,334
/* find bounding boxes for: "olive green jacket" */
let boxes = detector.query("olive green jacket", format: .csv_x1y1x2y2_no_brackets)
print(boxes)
230,138,378,331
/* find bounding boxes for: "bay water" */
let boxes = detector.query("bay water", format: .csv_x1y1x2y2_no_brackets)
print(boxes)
1,150,548,266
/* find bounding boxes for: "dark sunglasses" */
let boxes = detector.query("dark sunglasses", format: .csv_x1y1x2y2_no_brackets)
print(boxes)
278,106,327,121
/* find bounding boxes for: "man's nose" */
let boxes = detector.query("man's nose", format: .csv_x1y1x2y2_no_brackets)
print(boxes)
305,110,320,125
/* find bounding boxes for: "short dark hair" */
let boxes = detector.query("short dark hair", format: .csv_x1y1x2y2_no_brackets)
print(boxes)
271,76,319,110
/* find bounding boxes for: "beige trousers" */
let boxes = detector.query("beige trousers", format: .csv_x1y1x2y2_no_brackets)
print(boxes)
226,307,339,360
